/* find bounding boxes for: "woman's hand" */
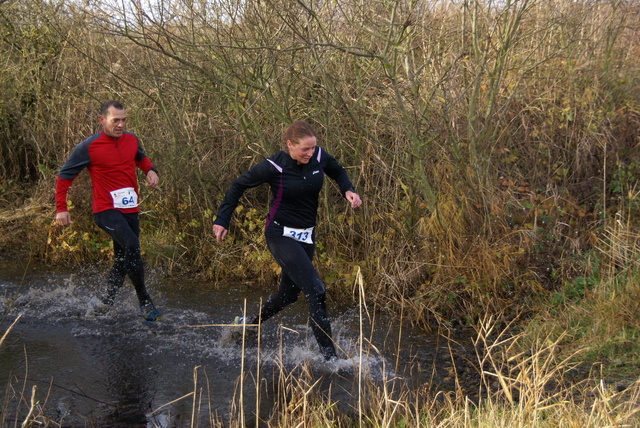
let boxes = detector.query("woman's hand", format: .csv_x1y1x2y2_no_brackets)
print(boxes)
345,191,362,208
213,224,228,242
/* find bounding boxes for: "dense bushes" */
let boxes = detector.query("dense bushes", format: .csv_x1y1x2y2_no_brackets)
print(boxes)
1,0,639,325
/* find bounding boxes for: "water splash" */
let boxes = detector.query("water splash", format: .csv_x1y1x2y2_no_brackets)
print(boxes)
0,261,430,425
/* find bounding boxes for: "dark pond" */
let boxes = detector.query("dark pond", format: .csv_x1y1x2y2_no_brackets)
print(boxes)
0,258,478,427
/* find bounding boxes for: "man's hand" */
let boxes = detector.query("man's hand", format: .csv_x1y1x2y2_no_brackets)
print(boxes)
56,211,72,226
146,170,159,189
345,190,362,208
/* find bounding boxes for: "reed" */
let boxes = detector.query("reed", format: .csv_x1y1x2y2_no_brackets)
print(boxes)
167,306,640,427
0,314,57,428
152,267,638,426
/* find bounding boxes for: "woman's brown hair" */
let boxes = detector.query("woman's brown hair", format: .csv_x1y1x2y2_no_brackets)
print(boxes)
283,120,317,148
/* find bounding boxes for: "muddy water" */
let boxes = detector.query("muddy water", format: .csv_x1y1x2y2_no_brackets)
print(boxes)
0,259,478,427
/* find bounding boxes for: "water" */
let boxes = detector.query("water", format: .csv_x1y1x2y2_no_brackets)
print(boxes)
0,258,475,427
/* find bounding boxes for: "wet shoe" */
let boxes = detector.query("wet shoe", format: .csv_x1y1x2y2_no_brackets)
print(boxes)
93,288,117,314
88,299,112,317
233,316,258,330
92,301,111,315
232,316,258,341
140,300,161,322
233,316,249,325
100,282,121,306
320,344,339,362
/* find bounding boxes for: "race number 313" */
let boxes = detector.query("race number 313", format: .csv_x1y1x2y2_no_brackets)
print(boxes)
282,226,314,244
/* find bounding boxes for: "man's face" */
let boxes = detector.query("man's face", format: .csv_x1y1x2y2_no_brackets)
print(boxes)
98,106,126,138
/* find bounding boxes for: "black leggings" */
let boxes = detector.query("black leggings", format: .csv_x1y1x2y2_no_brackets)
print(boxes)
94,210,150,305
254,232,336,360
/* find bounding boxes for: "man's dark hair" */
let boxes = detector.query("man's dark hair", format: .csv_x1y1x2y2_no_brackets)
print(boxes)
99,100,124,116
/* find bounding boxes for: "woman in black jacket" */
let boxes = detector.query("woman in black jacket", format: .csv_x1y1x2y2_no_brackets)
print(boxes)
213,120,362,361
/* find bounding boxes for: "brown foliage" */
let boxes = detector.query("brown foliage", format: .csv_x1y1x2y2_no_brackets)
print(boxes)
1,0,639,324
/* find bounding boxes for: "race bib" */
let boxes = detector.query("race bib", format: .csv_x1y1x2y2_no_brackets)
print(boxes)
110,187,138,209
283,226,314,244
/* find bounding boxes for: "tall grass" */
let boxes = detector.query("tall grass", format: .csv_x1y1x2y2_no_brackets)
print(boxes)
157,267,639,426
227,313,639,427
0,314,49,428
154,299,640,427
520,203,640,379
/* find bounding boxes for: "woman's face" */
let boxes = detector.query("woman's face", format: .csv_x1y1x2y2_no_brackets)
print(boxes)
286,135,317,165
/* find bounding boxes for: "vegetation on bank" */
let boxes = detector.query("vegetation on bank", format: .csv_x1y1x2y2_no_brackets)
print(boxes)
1,0,639,425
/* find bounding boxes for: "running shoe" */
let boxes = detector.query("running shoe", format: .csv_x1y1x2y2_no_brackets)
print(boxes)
234,316,258,329
233,316,249,325
100,282,120,306
88,298,111,317
92,302,111,315
140,299,161,322
232,316,258,337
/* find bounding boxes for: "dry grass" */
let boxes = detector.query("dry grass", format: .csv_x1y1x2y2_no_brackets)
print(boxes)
154,314,640,427
1,0,639,325
149,268,639,427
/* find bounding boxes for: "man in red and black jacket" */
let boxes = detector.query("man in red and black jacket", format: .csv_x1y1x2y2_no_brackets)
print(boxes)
55,100,161,322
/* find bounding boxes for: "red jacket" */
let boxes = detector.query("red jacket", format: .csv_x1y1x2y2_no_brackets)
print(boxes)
55,130,155,214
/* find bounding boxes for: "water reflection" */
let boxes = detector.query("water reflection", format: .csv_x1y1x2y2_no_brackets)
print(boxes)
96,336,155,426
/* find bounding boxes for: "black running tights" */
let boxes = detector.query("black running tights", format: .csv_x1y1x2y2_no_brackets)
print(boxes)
94,210,150,305
257,233,336,360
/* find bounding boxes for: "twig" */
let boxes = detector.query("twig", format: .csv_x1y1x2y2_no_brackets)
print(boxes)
20,385,37,428
177,323,259,329
0,313,22,346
